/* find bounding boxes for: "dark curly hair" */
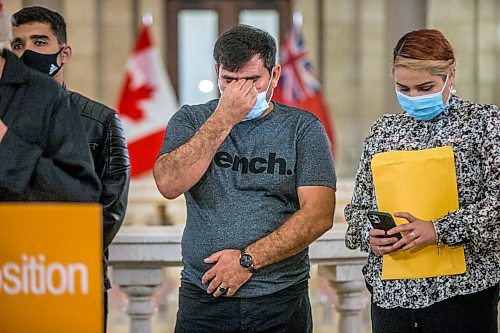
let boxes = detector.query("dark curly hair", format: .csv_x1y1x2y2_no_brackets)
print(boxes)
12,6,67,45
213,24,276,74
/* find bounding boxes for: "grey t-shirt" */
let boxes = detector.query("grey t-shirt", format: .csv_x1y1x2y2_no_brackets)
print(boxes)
160,99,336,297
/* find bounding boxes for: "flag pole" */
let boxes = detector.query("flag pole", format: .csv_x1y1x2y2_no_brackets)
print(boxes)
117,11,178,177
292,10,303,31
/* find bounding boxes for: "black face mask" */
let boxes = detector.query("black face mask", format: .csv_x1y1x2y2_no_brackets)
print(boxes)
20,48,64,77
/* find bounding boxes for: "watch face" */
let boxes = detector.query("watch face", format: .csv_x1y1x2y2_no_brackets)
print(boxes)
240,253,253,268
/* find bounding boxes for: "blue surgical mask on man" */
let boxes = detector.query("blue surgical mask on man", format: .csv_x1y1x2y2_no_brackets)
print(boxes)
396,74,451,121
218,68,274,122
244,70,274,121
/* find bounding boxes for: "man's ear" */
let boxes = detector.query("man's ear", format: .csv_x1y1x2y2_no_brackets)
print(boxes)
214,63,220,77
271,64,281,88
60,45,72,64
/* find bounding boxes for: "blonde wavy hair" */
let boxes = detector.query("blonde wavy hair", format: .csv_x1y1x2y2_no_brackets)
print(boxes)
393,57,455,76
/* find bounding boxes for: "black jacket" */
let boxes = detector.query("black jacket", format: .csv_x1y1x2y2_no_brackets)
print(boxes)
68,91,130,288
0,49,100,201
69,91,130,250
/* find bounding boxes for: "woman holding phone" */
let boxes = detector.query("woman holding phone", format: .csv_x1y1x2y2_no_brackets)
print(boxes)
344,29,499,333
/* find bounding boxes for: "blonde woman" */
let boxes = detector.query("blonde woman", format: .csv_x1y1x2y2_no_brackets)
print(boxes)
345,29,499,333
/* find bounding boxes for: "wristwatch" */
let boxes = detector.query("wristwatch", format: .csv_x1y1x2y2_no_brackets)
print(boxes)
239,248,257,273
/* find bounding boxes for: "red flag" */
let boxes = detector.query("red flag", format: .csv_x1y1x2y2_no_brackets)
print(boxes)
273,26,335,152
117,22,178,178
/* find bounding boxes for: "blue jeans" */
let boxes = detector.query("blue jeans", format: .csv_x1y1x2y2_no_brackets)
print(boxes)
370,283,499,333
175,280,312,333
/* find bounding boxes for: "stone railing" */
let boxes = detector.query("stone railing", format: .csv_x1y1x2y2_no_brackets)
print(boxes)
108,223,369,333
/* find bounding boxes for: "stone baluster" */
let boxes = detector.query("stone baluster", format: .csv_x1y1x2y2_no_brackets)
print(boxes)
109,224,369,333
319,264,369,333
112,267,164,333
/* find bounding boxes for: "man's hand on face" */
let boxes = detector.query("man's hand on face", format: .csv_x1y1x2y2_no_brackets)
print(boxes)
201,249,253,297
0,119,8,143
217,79,258,125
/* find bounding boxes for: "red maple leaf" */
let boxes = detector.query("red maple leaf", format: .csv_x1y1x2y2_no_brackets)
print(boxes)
118,74,155,121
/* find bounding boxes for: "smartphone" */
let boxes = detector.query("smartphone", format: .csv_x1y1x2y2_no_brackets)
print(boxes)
367,211,402,240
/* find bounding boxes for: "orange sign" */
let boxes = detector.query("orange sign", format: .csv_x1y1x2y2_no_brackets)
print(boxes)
0,204,103,333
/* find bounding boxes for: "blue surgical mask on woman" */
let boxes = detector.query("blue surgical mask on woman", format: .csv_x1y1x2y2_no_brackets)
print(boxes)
218,69,274,122
396,74,451,121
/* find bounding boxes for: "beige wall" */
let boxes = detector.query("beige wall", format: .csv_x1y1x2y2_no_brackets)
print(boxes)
6,0,165,107
429,0,499,104
293,0,499,178
5,0,500,180
5,1,22,14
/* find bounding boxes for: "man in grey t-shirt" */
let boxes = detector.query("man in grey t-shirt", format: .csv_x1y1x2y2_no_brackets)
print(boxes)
154,24,336,333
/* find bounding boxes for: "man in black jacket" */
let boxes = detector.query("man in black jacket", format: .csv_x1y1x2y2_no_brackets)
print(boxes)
0,49,100,201
11,6,131,331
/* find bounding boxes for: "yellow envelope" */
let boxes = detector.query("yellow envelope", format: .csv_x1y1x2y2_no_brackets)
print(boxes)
371,146,466,280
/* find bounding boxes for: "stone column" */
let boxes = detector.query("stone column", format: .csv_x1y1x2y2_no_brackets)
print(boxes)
22,0,62,11
319,264,368,333
112,267,164,333
385,0,427,114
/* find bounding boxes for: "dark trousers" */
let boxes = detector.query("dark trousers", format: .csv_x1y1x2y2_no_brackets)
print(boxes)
103,290,108,333
175,281,312,333
371,283,499,333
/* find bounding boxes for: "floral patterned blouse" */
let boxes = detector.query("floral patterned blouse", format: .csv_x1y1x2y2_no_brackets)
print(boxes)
344,95,500,309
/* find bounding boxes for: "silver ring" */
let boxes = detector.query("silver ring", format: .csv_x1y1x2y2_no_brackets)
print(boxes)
219,285,227,294
410,231,416,239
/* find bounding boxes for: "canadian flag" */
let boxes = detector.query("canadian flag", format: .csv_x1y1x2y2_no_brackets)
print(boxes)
117,21,178,177
273,24,335,153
